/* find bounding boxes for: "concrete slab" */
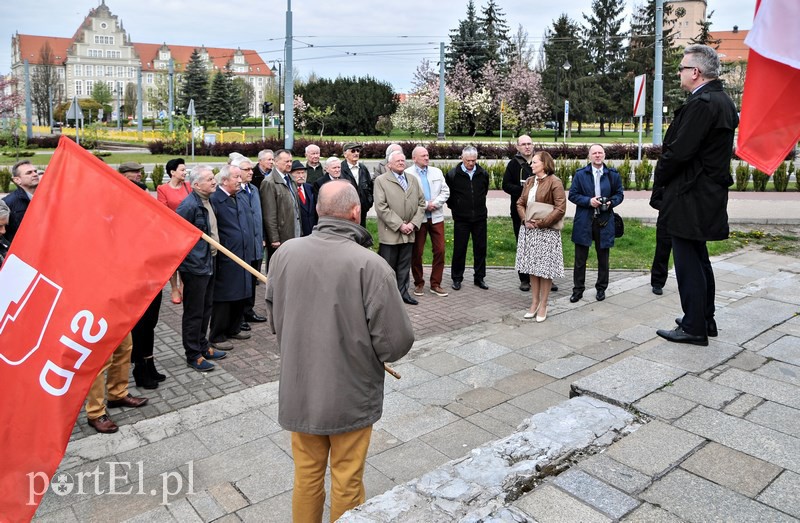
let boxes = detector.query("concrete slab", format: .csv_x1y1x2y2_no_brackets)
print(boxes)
641,469,795,523
368,439,451,483
492,369,555,396
621,503,684,522
605,421,704,476
412,352,473,376
745,401,800,438
236,491,292,523
454,387,511,412
552,469,640,519
514,484,612,523
722,393,764,417
715,297,799,345
535,354,597,379
579,454,652,495
402,376,474,407
419,419,496,459
680,442,782,497
675,406,800,474
714,368,800,409
445,339,512,364
665,375,740,409
638,340,741,374
634,392,697,421
754,360,800,387
450,361,516,388
572,357,687,407
757,471,800,519
508,388,568,416
517,340,573,363
759,335,800,366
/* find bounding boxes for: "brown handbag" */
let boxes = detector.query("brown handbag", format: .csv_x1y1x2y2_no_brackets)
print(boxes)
525,202,564,231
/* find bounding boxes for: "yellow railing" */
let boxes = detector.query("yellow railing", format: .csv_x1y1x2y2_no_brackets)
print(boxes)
32,126,246,144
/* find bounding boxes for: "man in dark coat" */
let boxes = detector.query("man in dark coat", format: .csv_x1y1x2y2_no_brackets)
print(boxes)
649,185,672,295
304,144,324,186
655,44,738,346
446,146,491,291
502,135,534,290
209,165,255,350
176,166,227,371
340,142,373,226
568,144,624,303
2,160,40,245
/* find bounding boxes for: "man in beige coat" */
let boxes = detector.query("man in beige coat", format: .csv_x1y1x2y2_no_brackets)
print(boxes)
266,181,414,522
374,150,426,305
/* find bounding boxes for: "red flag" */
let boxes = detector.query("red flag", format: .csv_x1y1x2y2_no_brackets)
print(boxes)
0,137,201,521
736,0,800,174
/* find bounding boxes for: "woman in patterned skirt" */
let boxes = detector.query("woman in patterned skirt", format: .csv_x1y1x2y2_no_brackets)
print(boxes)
514,151,566,322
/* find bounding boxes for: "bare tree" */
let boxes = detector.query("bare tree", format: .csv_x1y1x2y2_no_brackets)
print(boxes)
31,42,62,125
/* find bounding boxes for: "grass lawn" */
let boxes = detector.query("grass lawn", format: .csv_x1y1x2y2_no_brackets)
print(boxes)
365,217,799,270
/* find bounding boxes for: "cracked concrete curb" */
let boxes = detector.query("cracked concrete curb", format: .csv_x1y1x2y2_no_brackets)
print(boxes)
340,396,640,522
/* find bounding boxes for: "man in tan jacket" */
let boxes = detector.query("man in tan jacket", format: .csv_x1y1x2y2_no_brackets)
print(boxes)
374,150,426,305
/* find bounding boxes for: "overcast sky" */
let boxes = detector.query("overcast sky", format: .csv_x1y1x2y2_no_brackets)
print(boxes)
1,0,755,92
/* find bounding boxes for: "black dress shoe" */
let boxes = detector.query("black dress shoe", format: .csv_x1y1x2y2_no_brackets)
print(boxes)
402,295,419,305
596,290,606,301
519,281,531,292
551,284,559,292
245,313,267,323
652,286,663,295
675,317,718,337
239,322,252,331
570,291,583,303
474,279,489,290
107,394,149,409
657,325,709,346
452,281,462,291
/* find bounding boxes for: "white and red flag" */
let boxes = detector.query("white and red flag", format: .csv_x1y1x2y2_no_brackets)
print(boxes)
736,0,800,174
0,137,200,521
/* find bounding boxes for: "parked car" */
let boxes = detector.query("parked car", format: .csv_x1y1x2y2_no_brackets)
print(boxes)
544,121,558,129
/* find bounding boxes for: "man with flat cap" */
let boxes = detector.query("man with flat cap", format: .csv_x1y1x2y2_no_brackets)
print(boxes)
340,142,373,226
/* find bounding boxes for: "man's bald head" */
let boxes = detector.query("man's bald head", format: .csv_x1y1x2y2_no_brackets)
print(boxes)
317,180,361,222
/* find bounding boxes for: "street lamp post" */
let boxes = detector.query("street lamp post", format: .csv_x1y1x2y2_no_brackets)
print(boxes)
270,61,282,141
116,87,122,132
553,59,571,142
562,60,571,143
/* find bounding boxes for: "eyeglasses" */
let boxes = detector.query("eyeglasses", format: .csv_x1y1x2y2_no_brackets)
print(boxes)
677,65,697,72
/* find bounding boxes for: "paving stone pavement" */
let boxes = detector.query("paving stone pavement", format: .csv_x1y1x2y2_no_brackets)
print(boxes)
35,248,800,522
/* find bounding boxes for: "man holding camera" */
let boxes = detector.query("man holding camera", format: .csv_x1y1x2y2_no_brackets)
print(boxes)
568,144,624,303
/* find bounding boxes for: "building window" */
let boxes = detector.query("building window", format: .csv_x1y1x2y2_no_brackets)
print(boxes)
159,51,170,61
86,64,93,77
94,35,114,45
75,80,83,96
116,81,123,92
107,81,114,91
106,66,114,77
86,80,94,94
88,49,102,58
234,55,245,65
128,67,135,78
74,64,83,76
117,66,124,77
257,77,263,85
105,50,121,59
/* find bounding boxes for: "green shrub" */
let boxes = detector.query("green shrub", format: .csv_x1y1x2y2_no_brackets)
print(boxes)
752,168,768,191
791,162,798,191
735,162,750,191
151,164,166,188
617,156,632,191
555,158,571,190
0,168,11,192
772,162,790,192
634,158,652,191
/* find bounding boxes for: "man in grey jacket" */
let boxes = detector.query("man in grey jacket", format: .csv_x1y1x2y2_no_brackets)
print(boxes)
266,181,414,522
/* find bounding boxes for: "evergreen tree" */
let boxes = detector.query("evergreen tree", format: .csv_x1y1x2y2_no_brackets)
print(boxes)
690,9,722,48
231,77,254,126
479,0,511,69
123,82,137,121
206,66,234,126
446,0,486,80
179,49,210,123
627,1,684,135
542,14,591,134
582,0,628,135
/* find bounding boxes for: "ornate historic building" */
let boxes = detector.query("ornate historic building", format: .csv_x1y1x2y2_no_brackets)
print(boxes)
10,1,273,122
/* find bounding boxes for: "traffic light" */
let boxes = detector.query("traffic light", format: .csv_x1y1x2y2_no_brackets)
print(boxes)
262,101,273,114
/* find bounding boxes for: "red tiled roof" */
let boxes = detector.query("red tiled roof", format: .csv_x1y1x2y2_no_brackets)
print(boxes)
15,34,72,65
133,43,273,76
14,34,272,77
710,29,750,62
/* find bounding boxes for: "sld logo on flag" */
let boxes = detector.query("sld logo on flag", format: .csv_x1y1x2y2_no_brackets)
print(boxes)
0,254,109,397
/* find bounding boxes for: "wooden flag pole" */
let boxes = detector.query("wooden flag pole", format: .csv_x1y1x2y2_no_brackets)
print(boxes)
200,233,401,379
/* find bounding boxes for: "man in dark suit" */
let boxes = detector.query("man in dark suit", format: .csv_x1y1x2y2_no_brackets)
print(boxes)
655,44,738,346
288,160,317,236
209,165,255,350
313,156,343,196
340,142,373,226
252,149,274,189
3,160,40,245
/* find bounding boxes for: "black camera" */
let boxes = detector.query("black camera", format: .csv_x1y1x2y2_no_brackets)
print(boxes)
596,196,611,214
